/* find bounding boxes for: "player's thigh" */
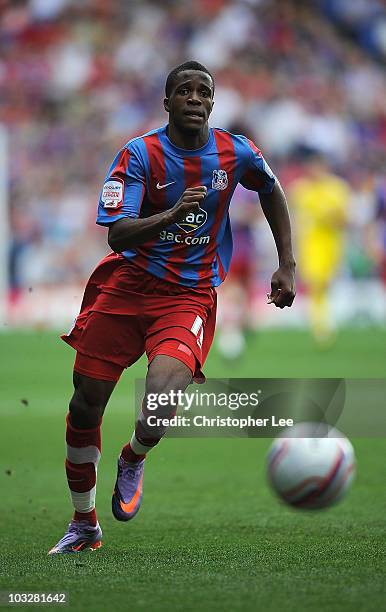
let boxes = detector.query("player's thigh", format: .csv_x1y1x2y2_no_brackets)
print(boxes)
68,311,145,427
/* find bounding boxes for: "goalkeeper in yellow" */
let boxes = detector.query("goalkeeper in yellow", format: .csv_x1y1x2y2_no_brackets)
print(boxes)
291,152,350,343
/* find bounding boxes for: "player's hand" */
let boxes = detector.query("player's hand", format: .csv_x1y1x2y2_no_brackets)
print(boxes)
267,263,296,308
169,186,207,224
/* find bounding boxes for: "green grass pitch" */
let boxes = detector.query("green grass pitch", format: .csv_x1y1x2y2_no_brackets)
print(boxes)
1,328,386,611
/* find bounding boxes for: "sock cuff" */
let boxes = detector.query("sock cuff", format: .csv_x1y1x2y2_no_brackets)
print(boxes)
130,433,154,455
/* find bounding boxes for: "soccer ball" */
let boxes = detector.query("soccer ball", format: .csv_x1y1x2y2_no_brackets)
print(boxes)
267,422,356,510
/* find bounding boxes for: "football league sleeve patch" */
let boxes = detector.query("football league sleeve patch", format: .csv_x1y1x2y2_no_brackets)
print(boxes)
101,178,124,209
96,147,146,226
239,138,276,195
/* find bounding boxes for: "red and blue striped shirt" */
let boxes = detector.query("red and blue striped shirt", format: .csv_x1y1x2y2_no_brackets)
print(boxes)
97,125,275,288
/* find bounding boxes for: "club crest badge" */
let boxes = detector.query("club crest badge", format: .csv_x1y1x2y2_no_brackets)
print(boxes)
212,169,228,191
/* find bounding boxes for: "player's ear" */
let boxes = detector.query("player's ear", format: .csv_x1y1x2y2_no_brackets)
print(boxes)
163,97,170,113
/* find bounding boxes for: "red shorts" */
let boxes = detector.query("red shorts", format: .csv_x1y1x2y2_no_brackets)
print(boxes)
62,253,217,383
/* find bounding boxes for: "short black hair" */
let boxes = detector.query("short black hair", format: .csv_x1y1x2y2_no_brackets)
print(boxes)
165,61,214,97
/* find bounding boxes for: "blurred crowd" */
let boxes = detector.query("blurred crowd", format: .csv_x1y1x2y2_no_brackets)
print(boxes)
1,0,385,321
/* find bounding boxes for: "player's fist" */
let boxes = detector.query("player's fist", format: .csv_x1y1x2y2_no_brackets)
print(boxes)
267,263,296,308
169,186,207,224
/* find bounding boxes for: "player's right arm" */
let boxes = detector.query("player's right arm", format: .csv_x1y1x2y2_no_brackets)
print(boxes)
108,187,206,252
96,144,206,252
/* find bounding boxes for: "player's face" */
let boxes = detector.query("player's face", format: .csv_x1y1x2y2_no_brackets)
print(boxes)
164,71,214,132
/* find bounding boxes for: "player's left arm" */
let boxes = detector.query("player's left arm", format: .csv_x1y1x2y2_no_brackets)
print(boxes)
259,180,296,309
239,138,296,308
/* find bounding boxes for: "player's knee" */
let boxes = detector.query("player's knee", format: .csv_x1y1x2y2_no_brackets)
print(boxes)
146,355,192,397
69,381,107,428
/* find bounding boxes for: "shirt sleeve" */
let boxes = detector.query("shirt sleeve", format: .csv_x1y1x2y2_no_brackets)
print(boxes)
96,145,146,226
239,138,276,195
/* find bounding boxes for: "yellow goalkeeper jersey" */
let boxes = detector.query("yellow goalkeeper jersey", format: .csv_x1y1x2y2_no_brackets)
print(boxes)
291,173,350,284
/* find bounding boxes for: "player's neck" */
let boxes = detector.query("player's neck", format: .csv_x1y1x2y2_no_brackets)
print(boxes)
167,123,210,150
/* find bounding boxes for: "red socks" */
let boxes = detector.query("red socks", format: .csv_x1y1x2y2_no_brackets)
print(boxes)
121,442,146,464
65,414,101,526
74,509,97,527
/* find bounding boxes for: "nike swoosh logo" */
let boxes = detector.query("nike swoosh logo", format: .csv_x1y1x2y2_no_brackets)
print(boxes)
156,181,175,190
119,476,143,514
